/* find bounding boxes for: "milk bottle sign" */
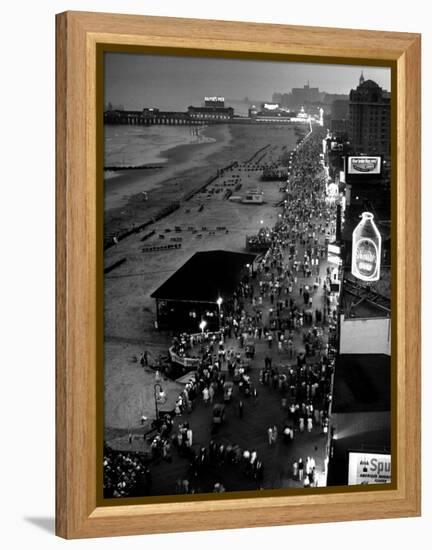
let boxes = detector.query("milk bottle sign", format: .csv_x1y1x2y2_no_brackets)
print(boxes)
351,212,382,282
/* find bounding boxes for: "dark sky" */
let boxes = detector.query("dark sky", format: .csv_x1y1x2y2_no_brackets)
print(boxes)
105,52,391,111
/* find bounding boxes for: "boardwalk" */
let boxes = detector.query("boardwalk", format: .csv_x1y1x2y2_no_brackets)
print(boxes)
105,128,338,496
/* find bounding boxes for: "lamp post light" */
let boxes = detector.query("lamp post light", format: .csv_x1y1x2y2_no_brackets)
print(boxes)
216,296,223,329
153,383,164,422
199,319,207,334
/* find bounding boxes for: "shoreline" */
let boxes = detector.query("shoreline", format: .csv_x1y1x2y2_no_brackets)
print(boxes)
104,124,231,211
157,124,226,168
104,124,216,173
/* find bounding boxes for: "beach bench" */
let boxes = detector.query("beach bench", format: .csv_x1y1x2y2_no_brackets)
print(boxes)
142,243,182,253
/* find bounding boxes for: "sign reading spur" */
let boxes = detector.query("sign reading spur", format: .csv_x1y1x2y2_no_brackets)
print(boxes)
352,212,382,282
348,452,391,485
347,156,382,175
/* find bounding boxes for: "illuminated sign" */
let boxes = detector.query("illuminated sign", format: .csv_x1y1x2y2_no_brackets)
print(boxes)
348,452,391,485
328,242,342,265
322,139,327,154
328,255,342,266
341,196,346,212
351,212,382,281
327,182,338,197
347,156,382,175
204,96,224,102
263,103,279,110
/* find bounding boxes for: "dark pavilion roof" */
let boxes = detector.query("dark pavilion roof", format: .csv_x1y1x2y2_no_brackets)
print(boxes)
150,250,256,302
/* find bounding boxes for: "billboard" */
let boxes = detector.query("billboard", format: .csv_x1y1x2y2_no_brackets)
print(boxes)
348,452,391,485
351,212,382,282
204,96,225,108
347,156,381,175
263,102,279,110
328,243,342,266
204,96,224,102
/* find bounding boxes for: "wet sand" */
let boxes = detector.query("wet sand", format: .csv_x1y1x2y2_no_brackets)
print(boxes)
105,124,217,170
104,124,230,211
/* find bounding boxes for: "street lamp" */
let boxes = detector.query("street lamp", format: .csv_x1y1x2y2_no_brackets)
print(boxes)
153,383,165,422
216,296,223,329
199,319,207,334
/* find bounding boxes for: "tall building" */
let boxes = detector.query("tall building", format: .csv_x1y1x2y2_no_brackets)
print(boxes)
324,93,349,106
330,99,350,137
271,92,283,104
291,82,323,106
332,99,349,120
348,73,391,157
272,88,347,111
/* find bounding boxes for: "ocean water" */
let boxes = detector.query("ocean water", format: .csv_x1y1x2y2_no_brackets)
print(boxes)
103,124,232,210
104,124,215,168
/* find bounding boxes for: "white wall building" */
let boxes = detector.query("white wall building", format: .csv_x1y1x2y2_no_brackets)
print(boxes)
339,314,391,355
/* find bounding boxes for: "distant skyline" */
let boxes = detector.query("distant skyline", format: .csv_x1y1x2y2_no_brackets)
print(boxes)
105,53,391,111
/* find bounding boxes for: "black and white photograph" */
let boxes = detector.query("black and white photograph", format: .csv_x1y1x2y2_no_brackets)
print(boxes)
102,52,392,499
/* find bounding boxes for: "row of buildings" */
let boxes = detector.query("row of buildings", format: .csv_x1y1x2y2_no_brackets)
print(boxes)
105,96,320,126
323,73,392,487
271,75,391,158
272,82,348,113
329,72,391,158
104,96,236,125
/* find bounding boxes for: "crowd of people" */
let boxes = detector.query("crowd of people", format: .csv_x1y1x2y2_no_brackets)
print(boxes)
104,127,340,497
103,445,153,497
175,437,266,494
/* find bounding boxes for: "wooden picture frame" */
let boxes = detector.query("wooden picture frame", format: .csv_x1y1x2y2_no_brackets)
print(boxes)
56,11,421,539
